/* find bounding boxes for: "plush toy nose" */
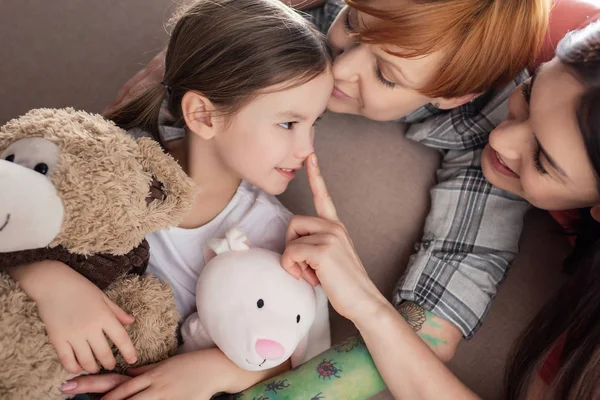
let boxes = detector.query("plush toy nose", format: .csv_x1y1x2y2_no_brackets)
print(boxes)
255,339,285,360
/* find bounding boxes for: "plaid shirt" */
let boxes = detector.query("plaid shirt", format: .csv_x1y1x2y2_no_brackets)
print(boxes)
309,2,531,338
149,1,531,339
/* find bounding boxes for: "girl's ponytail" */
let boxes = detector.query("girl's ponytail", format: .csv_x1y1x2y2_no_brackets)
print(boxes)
105,82,168,147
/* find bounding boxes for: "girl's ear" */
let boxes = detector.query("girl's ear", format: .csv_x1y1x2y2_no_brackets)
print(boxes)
181,91,216,140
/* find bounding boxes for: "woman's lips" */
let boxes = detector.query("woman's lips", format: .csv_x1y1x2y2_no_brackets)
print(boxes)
332,86,352,100
491,149,519,178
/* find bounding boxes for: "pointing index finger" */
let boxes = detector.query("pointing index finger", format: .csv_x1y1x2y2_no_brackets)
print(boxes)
307,153,338,222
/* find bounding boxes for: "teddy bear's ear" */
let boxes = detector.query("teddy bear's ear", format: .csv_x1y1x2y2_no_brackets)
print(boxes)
136,138,196,232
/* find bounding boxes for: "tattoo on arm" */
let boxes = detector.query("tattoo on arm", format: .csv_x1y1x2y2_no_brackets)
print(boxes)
397,302,448,348
397,302,427,331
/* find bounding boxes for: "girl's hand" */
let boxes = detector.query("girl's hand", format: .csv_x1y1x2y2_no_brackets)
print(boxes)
281,154,388,323
11,261,137,374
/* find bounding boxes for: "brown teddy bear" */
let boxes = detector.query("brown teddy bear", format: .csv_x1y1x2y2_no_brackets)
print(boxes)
0,108,195,399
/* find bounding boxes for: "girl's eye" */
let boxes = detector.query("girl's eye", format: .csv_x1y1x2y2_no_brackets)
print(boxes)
278,122,297,130
521,81,532,104
533,147,547,175
375,65,396,89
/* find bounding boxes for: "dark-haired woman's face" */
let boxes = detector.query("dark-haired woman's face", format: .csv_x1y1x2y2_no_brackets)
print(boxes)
482,58,600,210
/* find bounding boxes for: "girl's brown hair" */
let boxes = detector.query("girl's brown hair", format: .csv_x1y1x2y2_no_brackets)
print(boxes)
346,0,551,98
106,0,331,143
505,21,600,400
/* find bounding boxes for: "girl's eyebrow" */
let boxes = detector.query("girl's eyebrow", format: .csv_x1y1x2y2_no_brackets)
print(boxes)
275,111,308,121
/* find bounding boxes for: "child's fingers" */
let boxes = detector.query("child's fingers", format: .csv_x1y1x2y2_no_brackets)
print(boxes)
105,297,135,325
104,323,137,365
54,341,82,374
89,333,117,370
306,154,339,222
72,339,100,374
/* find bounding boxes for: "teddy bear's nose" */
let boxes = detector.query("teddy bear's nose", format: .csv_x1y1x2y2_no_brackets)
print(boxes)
255,339,285,360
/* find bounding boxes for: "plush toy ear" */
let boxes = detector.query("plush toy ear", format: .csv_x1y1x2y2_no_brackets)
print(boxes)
207,228,251,254
136,137,196,232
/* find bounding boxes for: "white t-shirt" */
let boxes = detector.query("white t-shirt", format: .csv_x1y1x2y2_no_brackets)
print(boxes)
146,181,331,361
146,181,291,320
145,181,331,359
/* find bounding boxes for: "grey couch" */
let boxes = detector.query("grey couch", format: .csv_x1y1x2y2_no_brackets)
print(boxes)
0,1,573,398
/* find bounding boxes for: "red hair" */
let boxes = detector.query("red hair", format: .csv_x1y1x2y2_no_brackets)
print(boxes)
346,0,551,98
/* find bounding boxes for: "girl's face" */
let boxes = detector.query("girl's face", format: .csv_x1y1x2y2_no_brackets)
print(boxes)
482,58,600,210
213,70,333,195
325,3,447,121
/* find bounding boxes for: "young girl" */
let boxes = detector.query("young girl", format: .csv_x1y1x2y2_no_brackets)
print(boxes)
9,0,333,398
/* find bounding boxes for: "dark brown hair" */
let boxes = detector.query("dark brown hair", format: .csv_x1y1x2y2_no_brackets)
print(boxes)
106,0,331,142
506,21,600,400
345,0,550,98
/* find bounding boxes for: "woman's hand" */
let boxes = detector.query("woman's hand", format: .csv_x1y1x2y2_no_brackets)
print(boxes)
10,261,137,374
281,154,388,323
62,349,285,400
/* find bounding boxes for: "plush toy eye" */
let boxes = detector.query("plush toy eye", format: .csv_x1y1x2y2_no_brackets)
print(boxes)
257,299,264,309
34,163,49,175
4,154,14,162
296,315,301,323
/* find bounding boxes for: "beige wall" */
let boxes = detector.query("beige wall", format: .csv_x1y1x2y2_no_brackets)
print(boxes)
0,0,176,124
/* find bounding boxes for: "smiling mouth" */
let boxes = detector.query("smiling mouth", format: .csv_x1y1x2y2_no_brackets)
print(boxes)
0,214,9,232
246,358,267,367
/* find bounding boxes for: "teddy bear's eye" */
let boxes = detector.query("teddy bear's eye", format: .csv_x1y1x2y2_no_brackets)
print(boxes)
296,314,301,323
4,154,14,162
257,299,264,309
34,163,49,175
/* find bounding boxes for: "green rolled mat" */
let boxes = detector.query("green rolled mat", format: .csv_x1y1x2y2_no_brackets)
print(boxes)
226,336,387,400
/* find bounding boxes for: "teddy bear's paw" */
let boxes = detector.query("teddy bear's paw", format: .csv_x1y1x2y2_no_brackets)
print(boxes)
104,274,180,371
0,273,75,399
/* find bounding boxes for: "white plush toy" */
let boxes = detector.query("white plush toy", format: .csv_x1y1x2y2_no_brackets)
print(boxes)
180,228,330,371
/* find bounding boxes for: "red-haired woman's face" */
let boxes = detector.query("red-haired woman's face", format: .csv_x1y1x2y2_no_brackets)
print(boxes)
483,58,600,210
326,4,464,121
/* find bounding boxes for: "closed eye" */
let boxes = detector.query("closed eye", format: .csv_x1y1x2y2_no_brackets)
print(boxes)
375,64,396,89
521,81,532,104
342,9,354,33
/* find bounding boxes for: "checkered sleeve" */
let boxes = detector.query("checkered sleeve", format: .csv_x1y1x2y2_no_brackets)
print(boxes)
393,148,531,338
394,71,532,339
302,0,345,34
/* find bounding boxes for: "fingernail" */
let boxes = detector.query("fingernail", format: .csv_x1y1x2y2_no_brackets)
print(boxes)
60,381,77,391
311,154,318,167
